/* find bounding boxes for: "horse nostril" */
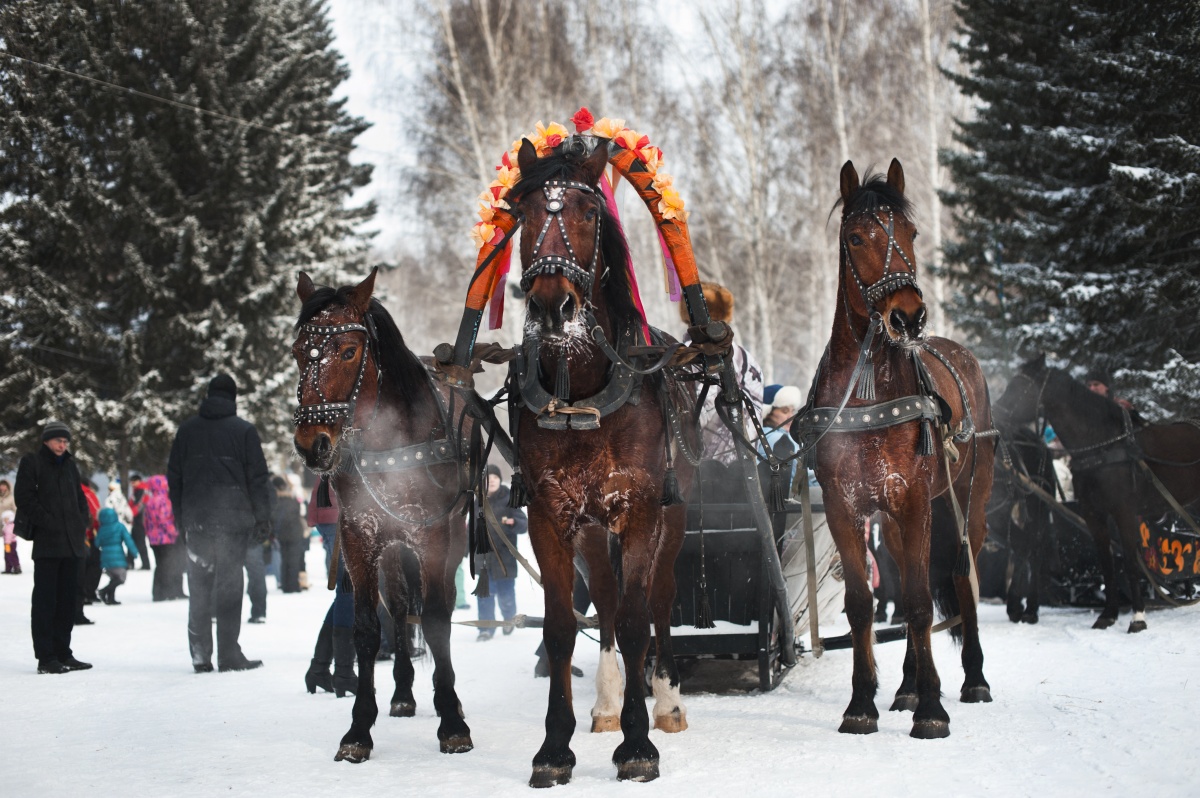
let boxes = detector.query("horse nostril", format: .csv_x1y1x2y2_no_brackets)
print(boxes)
914,307,927,334
890,309,908,335
529,294,546,320
559,294,575,321
313,433,331,459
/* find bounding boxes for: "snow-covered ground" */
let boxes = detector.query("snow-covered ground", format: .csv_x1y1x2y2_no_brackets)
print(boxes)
3,541,1197,797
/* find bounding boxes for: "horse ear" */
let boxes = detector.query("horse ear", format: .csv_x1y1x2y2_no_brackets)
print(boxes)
297,271,316,302
517,138,538,174
344,267,378,316
582,140,610,187
887,158,905,195
840,160,860,204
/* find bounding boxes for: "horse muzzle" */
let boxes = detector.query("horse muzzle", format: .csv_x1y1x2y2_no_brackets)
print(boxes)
294,428,340,473
884,305,926,346
527,291,579,341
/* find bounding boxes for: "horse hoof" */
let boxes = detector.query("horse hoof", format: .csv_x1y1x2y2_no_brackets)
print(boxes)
961,686,993,703
334,743,371,763
530,765,572,788
1021,611,1039,625
591,715,621,733
910,719,950,739
889,693,918,712
439,735,473,754
838,715,878,734
1128,620,1148,634
653,709,688,733
616,759,660,782
1007,610,1022,624
390,701,416,718
1092,616,1117,630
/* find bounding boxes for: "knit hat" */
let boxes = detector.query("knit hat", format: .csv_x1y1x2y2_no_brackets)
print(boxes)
42,420,71,442
769,385,803,411
208,373,238,400
485,464,503,480
1084,368,1112,387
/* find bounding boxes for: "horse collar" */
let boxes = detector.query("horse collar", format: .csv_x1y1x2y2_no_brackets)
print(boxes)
520,179,602,296
294,321,374,427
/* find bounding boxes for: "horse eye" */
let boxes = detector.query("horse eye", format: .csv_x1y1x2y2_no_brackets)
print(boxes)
912,230,920,241
584,208,598,222
341,347,357,361
848,233,863,246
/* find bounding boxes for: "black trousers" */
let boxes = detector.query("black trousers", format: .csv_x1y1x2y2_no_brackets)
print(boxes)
32,556,83,662
151,542,186,601
278,539,305,592
187,540,246,668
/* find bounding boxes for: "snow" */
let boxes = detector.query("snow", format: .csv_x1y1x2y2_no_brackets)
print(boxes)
3,546,1198,796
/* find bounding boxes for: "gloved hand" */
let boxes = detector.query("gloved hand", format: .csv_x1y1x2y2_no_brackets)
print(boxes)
254,521,271,545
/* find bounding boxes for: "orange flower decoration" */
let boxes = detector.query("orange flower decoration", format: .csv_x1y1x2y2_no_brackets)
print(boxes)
591,117,625,139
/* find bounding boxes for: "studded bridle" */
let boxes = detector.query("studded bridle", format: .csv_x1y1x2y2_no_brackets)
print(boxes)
293,320,376,427
841,206,922,309
519,179,603,296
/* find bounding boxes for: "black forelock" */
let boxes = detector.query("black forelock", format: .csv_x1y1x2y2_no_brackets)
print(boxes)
838,170,914,220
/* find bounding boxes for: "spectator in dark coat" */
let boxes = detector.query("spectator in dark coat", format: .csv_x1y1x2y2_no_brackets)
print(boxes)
271,476,306,593
475,464,527,641
14,420,93,674
168,374,272,673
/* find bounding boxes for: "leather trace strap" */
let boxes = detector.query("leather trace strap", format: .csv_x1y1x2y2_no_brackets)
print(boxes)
796,395,942,434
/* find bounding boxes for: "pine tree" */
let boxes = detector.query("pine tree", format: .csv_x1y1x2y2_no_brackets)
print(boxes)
943,0,1200,417
0,0,374,475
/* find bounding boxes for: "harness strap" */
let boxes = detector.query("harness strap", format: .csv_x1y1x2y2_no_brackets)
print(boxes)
795,395,942,434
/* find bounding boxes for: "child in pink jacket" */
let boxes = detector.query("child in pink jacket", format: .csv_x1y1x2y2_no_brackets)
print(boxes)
2,510,20,574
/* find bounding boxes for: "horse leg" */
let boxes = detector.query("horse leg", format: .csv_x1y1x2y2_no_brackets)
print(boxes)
1083,506,1121,629
1005,514,1028,623
421,539,472,753
380,546,416,718
649,507,687,733
1112,502,1148,633
881,515,917,712
528,512,579,788
1023,503,1046,624
335,546,382,763
579,524,622,734
828,501,879,733
959,460,993,703
898,502,950,739
610,504,661,781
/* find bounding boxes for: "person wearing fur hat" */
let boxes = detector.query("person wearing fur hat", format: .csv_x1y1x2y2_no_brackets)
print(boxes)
759,385,803,484
680,282,765,465
14,420,93,674
168,374,273,673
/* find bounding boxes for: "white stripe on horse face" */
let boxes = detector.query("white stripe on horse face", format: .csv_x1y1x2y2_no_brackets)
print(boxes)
591,646,623,721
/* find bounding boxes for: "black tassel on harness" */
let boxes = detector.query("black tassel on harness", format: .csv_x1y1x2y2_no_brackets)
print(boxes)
508,469,529,508
855,362,876,401
474,511,492,555
918,418,936,457
769,466,789,514
661,467,684,506
472,564,491,597
954,538,972,578
316,475,332,508
555,354,570,401
695,588,715,630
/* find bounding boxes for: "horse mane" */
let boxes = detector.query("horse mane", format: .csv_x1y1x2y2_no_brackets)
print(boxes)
1047,367,1128,428
834,170,914,220
296,285,429,408
510,144,639,328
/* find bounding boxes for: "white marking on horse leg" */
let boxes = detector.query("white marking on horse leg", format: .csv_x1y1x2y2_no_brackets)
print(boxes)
652,671,688,733
1133,611,1146,623
590,646,623,733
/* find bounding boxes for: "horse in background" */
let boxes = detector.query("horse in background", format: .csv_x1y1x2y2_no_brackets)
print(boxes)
993,354,1200,631
292,268,473,762
794,159,995,739
507,136,698,786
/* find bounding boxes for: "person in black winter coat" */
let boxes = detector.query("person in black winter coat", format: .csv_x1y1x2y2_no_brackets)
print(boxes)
14,421,94,674
475,465,527,641
271,476,306,593
168,374,273,673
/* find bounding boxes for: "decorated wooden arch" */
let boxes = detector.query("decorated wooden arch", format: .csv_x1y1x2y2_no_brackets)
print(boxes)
450,109,715,368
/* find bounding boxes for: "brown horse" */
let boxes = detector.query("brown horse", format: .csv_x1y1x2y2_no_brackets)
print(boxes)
794,160,995,738
507,136,697,786
292,268,473,762
994,354,1200,631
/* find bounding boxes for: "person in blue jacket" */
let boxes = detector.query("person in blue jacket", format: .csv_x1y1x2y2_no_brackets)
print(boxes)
95,507,138,605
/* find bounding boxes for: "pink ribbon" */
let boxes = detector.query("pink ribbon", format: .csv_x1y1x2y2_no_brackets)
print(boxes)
657,229,682,301
487,239,514,330
599,173,651,342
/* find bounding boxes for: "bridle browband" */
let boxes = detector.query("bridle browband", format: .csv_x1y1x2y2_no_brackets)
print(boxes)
293,320,374,427
841,206,922,309
519,179,603,296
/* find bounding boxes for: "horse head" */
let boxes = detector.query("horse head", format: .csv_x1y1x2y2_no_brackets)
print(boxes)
511,136,614,349
839,159,926,346
292,268,379,473
993,353,1050,429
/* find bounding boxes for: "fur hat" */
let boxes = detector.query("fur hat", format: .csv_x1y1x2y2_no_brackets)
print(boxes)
678,281,734,325
42,420,71,442
208,373,238,400
770,385,803,411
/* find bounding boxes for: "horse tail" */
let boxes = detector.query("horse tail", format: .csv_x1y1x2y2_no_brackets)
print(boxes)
929,496,963,644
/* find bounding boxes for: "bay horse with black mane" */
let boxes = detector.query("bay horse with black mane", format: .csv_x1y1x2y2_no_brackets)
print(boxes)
506,135,697,786
793,160,996,738
292,268,473,762
994,354,1200,631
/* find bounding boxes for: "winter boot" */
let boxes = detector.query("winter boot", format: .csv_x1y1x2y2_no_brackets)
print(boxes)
331,625,357,698
305,621,334,694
